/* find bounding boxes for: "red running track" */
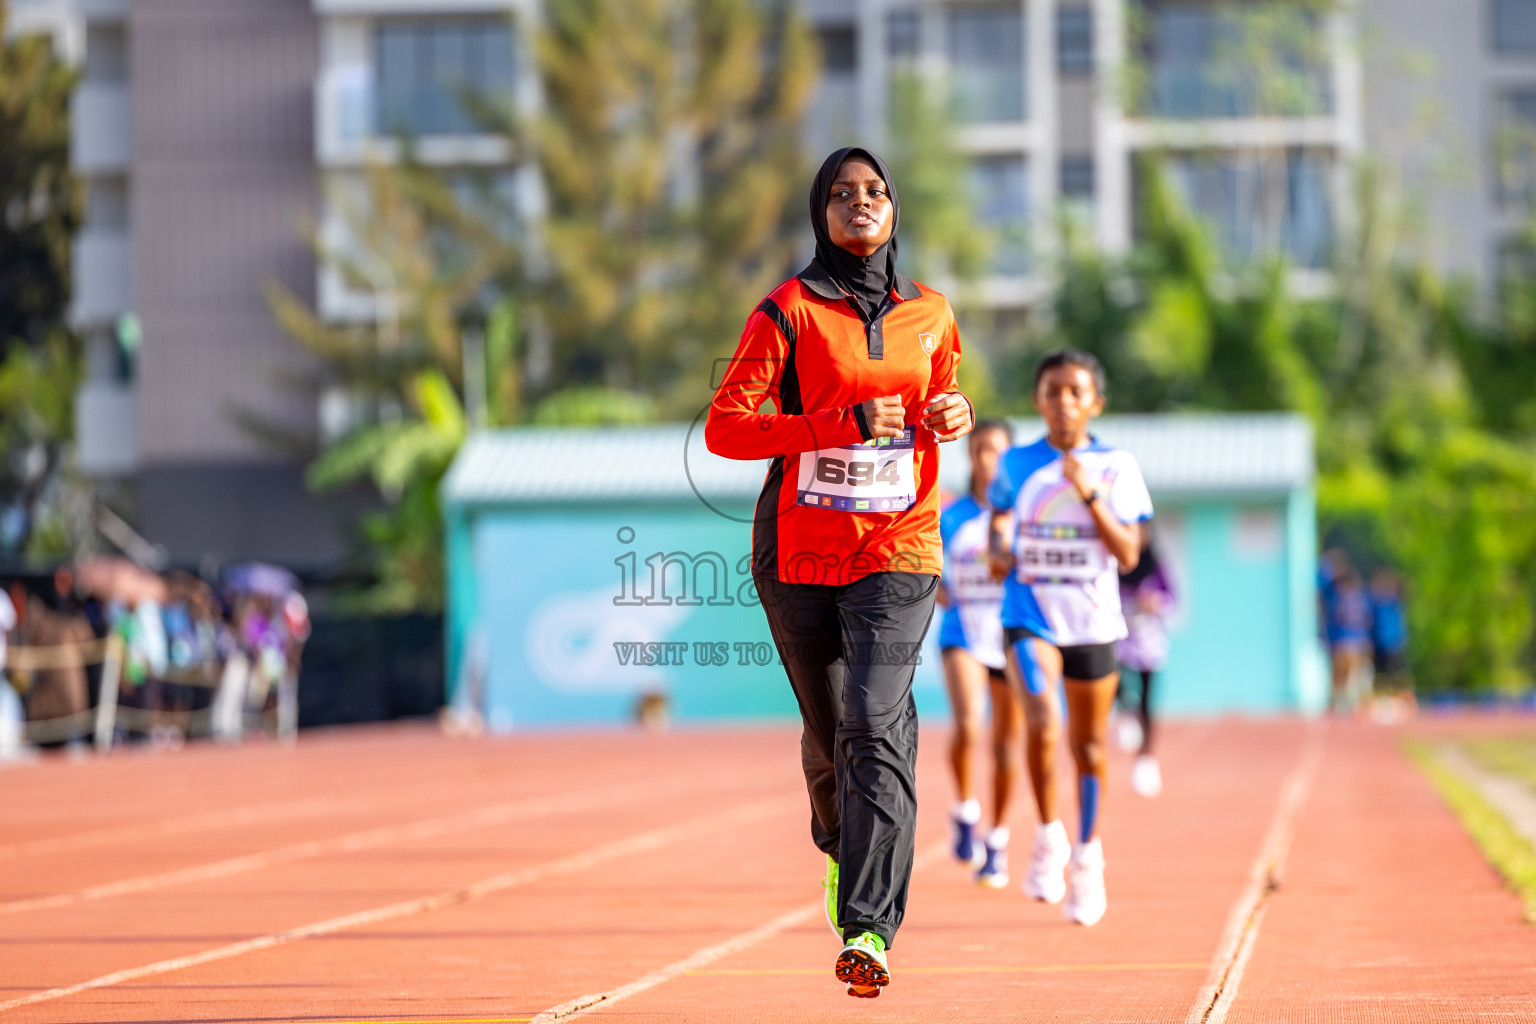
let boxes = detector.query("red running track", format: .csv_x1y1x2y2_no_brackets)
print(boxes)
0,716,1532,1023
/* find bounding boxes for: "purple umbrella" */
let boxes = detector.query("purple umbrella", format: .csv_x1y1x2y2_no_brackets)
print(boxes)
221,562,299,598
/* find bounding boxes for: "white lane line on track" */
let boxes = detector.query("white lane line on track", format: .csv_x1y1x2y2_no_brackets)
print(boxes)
531,838,951,1022
0,800,352,863
0,771,758,916
1186,724,1325,1024
0,797,798,1016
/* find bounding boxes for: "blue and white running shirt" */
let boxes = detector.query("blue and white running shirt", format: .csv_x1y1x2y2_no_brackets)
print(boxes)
937,494,1006,669
987,437,1154,647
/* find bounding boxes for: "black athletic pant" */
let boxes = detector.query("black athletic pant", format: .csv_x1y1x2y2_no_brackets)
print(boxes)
1117,668,1155,749
756,571,938,950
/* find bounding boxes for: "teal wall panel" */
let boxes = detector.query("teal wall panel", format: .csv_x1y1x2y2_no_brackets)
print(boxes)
448,491,1316,727
1154,500,1291,714
463,507,953,728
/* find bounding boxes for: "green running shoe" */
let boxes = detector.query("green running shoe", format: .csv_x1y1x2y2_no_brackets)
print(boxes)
836,930,889,998
821,855,839,938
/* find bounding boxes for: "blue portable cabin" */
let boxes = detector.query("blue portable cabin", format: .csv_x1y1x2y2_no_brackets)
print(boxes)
441,412,1323,729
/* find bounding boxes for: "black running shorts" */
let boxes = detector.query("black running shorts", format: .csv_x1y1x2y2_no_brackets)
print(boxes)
1004,626,1119,681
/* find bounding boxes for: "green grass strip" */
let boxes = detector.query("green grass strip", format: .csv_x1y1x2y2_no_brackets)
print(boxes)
1404,739,1536,924
1462,735,1536,791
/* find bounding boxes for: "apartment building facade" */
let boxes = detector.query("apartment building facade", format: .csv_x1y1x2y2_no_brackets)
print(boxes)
35,0,1536,565
64,0,339,566
1360,0,1536,284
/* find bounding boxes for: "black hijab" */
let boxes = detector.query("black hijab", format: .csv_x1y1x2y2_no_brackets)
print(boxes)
810,146,900,323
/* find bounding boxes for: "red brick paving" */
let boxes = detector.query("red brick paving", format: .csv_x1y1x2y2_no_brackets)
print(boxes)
0,716,1530,1023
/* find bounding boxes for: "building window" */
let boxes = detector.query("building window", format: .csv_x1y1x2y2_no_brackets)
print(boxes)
1060,156,1095,199
1495,90,1536,204
1136,2,1331,118
375,17,516,137
1058,6,1094,75
888,9,921,62
949,5,1026,123
1496,235,1536,309
973,154,1031,274
87,176,129,231
818,24,857,74
84,23,128,82
1493,0,1536,53
1151,150,1333,268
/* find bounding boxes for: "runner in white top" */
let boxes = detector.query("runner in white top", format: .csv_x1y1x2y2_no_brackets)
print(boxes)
986,350,1153,927
937,420,1024,888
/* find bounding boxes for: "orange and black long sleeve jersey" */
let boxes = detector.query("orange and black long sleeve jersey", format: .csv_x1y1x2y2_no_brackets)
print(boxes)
706,261,966,586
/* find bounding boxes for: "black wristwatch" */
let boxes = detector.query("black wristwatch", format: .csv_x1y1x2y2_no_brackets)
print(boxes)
1083,488,1103,506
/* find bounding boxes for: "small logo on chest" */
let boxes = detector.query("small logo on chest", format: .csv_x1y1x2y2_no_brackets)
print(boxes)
918,332,937,356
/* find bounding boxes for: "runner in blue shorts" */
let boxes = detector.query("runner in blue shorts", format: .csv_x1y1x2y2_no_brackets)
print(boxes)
986,350,1152,927
938,420,1024,887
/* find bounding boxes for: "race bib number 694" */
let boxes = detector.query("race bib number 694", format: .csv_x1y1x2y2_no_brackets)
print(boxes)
797,427,917,513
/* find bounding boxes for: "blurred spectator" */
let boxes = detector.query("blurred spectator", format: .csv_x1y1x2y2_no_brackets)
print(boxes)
16,593,93,746
1370,568,1412,705
51,565,77,613
1324,558,1373,714
1116,531,1175,797
213,565,307,744
157,572,221,748
0,558,311,751
0,585,13,670
0,587,19,758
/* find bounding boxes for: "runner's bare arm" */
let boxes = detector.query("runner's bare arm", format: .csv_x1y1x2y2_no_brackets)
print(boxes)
706,308,868,460
987,509,1015,582
1060,451,1141,569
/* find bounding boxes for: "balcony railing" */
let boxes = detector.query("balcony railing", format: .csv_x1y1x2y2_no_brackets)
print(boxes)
71,229,133,327
75,380,138,477
71,82,131,174
315,63,512,166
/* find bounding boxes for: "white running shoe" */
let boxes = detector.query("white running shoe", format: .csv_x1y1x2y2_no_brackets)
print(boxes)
1064,839,1107,926
1022,820,1071,904
1115,713,1144,753
1131,754,1163,797
975,826,1011,888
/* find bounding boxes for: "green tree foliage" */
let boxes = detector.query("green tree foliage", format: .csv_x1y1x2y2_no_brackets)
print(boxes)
306,368,468,612
261,162,502,611
883,70,1003,408
1031,167,1321,419
489,0,818,409
883,71,991,286
1027,159,1536,693
0,5,83,556
0,2,78,354
265,0,819,609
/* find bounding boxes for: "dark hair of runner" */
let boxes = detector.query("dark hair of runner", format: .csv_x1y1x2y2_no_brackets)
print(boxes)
972,418,1014,443
1033,349,1107,398
968,418,1014,498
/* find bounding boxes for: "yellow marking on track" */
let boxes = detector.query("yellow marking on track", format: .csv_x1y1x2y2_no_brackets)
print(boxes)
688,962,1207,976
